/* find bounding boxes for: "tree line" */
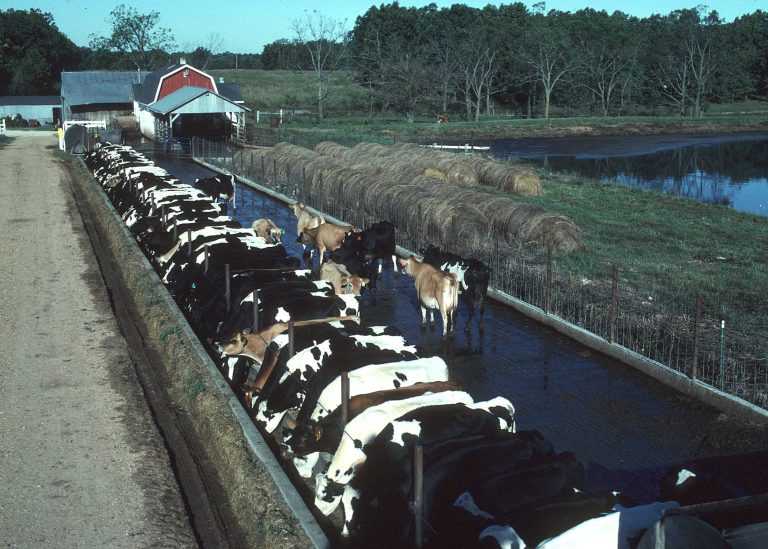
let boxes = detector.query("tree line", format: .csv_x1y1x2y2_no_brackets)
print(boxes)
2,3,767,121
275,3,768,120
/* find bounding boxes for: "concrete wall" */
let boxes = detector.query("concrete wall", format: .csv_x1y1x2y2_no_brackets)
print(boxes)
68,157,330,548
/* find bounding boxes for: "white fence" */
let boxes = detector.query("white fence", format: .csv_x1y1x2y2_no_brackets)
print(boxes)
0,119,5,136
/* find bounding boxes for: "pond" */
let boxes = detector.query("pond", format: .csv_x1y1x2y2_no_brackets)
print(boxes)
491,132,768,217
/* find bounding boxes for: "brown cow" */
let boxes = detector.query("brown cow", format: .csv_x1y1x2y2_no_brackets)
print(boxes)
217,315,360,365
299,222,358,262
399,255,459,337
251,218,284,244
319,260,369,296
291,202,324,254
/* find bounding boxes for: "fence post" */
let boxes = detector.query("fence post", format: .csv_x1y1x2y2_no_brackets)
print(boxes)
691,294,703,380
341,372,350,429
187,229,192,256
545,245,553,314
609,264,619,343
173,218,178,241
288,320,295,358
273,158,277,182
719,320,725,389
225,264,231,312
252,290,259,332
204,244,209,274
413,445,424,549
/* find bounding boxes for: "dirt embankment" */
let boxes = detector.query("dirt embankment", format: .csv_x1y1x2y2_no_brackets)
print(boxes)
407,118,768,141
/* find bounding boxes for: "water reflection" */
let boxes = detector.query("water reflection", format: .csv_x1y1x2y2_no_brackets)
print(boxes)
492,134,768,216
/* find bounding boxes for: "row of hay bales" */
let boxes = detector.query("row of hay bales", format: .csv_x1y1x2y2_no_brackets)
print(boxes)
314,141,545,196
234,142,585,254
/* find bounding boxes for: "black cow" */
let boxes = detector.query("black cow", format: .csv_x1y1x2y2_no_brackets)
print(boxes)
332,220,397,281
420,245,491,333
194,173,235,202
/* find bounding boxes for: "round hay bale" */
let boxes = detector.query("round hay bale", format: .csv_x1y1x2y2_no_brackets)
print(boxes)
314,141,350,158
423,168,447,181
445,161,479,188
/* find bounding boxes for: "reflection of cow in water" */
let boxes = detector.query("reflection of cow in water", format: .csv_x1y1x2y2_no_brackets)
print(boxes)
437,114,450,123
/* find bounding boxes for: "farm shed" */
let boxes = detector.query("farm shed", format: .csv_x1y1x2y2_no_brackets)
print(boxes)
0,96,61,125
61,71,149,126
133,62,248,142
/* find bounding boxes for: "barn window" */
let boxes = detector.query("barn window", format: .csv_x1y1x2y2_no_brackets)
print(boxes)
183,69,189,78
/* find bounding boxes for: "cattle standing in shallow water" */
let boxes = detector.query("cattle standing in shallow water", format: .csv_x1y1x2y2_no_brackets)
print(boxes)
291,202,324,255
420,245,490,333
400,255,460,337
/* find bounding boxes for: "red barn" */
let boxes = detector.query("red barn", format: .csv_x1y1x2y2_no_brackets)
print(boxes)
133,60,249,143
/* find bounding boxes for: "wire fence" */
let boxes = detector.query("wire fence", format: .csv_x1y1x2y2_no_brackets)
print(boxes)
191,136,768,411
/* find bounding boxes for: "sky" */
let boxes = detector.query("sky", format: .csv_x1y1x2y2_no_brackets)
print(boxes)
5,0,764,54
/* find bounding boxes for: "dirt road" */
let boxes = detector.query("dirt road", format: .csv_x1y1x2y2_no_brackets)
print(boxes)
0,132,197,547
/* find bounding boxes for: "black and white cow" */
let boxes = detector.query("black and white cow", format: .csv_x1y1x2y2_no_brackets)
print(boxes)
420,245,491,333
253,334,422,432
313,390,476,515
194,173,235,202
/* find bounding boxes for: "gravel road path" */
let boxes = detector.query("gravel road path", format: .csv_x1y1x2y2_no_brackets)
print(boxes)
0,132,197,547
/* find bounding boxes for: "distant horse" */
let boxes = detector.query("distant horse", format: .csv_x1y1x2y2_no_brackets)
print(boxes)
437,114,450,123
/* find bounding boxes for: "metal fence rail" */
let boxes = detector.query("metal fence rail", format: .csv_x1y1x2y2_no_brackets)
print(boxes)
192,136,768,410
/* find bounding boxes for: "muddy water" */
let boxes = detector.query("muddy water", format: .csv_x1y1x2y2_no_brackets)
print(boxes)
156,156,768,506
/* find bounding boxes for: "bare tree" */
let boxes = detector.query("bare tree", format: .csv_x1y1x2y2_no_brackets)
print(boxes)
655,51,692,116
183,33,224,69
292,11,347,119
687,33,719,117
577,40,639,117
459,45,499,122
89,4,175,71
428,39,459,114
526,37,578,119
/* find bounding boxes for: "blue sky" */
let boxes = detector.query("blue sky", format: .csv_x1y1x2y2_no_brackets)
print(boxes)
5,1,763,54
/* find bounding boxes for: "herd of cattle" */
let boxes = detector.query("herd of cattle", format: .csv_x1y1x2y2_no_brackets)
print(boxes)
83,143,740,548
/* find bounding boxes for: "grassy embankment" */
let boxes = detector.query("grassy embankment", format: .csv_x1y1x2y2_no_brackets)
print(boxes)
215,69,768,329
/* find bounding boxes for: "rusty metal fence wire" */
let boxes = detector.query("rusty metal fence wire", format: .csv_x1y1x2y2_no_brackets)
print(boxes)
192,136,768,411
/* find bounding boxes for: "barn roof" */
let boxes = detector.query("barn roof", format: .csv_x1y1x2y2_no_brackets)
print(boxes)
133,63,245,105
61,71,149,107
0,96,60,106
217,82,244,103
146,86,250,115
133,63,184,104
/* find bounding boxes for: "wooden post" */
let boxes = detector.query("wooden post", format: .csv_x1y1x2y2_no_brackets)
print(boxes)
273,158,277,181
225,263,231,312
172,218,178,241
161,205,166,225
341,373,350,429
609,264,619,343
719,320,726,389
187,229,192,256
204,245,209,274
414,445,424,549
252,290,259,332
288,320,295,358
691,294,703,380
545,245,553,314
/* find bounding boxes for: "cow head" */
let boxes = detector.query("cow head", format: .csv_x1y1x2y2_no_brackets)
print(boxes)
282,419,323,456
291,202,305,216
268,227,284,244
297,229,314,245
216,332,248,356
